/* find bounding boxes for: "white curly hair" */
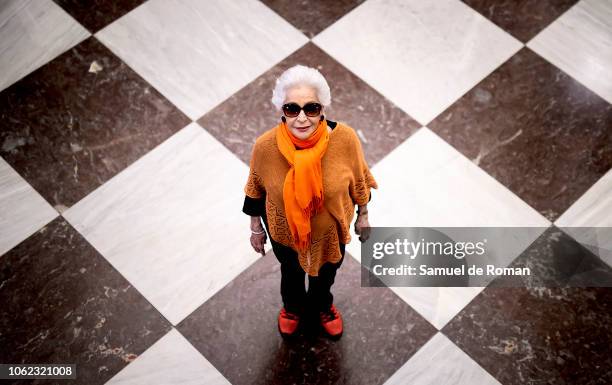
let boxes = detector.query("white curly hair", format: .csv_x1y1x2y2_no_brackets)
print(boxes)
270,64,331,111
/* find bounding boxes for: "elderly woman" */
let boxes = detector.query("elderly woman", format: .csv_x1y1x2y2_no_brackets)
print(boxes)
242,64,377,340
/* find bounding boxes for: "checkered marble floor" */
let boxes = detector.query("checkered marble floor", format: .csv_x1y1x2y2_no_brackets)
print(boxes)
1,0,610,384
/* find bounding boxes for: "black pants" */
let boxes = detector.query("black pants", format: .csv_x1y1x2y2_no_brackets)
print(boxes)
261,211,344,314
269,236,345,314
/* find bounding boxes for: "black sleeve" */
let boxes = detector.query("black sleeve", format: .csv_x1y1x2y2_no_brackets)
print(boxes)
242,194,265,216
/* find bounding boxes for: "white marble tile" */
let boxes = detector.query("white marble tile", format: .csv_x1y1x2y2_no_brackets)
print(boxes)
0,0,90,92
527,0,612,104
384,332,501,385
106,328,230,385
0,158,58,257
555,169,612,267
95,0,308,120
346,128,550,328
63,123,259,325
312,0,522,125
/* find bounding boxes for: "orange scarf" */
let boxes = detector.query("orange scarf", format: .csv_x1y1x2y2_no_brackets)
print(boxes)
276,118,330,253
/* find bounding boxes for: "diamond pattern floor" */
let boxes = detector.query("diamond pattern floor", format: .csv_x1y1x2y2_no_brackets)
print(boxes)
1,0,610,384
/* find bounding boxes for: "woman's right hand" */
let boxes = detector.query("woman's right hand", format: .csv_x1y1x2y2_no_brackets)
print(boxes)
250,228,267,256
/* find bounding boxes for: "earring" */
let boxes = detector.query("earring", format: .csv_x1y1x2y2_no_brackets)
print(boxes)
320,114,325,121
281,116,286,122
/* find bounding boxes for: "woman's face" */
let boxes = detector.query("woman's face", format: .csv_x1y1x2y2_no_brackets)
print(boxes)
283,85,323,140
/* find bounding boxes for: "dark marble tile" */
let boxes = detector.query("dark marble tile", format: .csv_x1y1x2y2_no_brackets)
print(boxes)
260,0,365,39
442,229,612,384
428,47,612,222
462,0,578,42
177,250,436,385
0,36,190,212
0,216,172,385
442,283,612,384
53,0,146,33
489,226,612,288
198,42,420,167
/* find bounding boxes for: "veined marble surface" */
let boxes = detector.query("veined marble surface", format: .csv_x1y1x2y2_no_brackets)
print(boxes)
0,0,609,383
443,285,612,385
0,157,57,257
384,332,501,385
528,0,612,104
63,123,258,325
556,169,612,267
0,0,89,92
107,328,230,385
197,42,421,168
556,170,612,228
177,243,437,385
0,217,172,384
95,0,308,120
427,47,612,222
0,37,190,212
462,0,578,42
346,127,550,328
312,0,523,125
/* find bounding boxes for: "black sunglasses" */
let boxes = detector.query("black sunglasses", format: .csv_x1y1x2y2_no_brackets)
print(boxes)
282,102,322,118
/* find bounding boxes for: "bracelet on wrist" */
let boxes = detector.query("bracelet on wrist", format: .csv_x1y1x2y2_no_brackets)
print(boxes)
251,228,265,235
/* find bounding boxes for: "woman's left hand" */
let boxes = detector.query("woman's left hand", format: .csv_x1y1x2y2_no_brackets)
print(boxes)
355,212,371,242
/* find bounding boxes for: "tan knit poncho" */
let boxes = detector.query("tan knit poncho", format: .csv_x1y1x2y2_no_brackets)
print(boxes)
244,121,378,276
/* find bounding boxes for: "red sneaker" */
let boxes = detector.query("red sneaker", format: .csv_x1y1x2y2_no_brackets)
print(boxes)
319,304,343,339
278,307,300,337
